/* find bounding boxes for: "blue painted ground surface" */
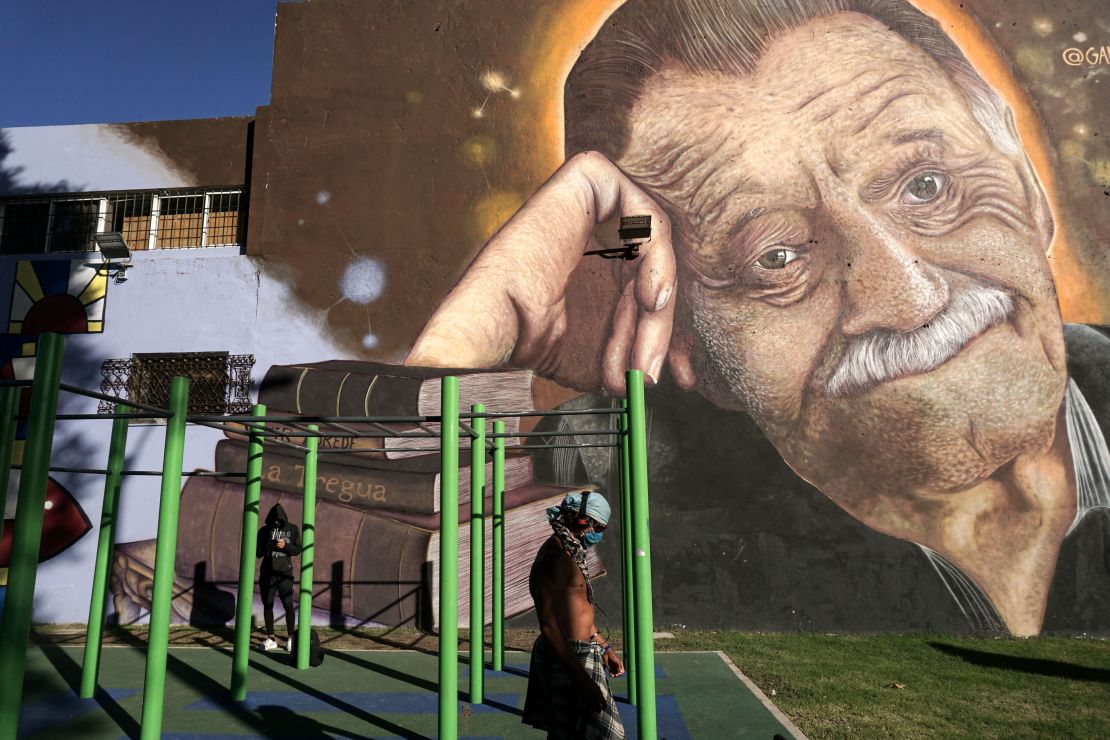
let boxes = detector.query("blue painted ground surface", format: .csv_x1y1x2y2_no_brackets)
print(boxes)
20,646,790,738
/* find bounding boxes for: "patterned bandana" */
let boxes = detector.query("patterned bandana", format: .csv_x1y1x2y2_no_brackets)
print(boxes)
550,515,594,604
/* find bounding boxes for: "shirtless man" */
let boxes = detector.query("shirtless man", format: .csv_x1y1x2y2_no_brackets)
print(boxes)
523,490,625,739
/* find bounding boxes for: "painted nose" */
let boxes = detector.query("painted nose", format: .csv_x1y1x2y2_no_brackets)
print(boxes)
836,216,949,336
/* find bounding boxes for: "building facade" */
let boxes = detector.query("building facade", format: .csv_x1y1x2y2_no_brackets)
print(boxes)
2,0,1108,635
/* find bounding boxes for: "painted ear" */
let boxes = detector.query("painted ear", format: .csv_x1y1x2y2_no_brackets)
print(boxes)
667,330,697,390
1005,108,1055,251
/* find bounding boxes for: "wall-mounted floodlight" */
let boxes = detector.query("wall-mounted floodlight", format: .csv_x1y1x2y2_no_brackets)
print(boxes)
95,232,132,260
584,215,652,260
94,232,132,283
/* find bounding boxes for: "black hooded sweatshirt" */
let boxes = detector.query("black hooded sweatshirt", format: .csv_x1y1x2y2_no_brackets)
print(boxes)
256,503,301,577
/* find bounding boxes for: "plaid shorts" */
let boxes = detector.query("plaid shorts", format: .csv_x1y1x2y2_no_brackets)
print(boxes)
522,635,625,740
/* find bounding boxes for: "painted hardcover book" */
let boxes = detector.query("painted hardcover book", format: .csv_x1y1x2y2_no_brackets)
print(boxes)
119,476,604,629
214,438,534,514
258,361,534,418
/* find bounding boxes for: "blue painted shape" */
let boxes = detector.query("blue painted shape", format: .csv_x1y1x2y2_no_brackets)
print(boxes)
32,260,70,299
617,694,691,740
186,691,520,715
19,688,138,736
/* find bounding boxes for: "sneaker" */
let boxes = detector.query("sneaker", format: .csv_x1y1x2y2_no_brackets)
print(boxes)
262,637,278,651
286,637,294,652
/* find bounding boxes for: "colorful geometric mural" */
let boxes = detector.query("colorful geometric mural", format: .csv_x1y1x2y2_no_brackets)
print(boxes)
8,260,106,334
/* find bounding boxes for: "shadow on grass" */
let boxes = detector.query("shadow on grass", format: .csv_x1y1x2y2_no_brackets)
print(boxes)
928,642,1110,683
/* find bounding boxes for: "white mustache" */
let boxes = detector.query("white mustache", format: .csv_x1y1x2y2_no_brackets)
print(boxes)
824,285,1014,398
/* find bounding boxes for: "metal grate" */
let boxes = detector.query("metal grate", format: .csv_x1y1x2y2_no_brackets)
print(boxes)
0,187,246,255
99,352,255,418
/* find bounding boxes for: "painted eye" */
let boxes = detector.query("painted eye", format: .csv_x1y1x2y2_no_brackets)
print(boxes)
902,172,947,204
755,247,799,270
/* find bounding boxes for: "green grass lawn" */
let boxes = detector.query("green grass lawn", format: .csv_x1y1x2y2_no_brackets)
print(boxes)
659,631,1110,738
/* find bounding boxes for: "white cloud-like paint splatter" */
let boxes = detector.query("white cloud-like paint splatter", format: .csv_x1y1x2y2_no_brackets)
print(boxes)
340,258,386,304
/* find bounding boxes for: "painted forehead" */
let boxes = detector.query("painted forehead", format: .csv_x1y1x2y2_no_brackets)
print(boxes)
619,14,989,220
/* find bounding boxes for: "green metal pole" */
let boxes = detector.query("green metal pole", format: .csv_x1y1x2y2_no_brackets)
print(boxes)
296,424,318,670
0,332,63,740
231,403,266,700
0,384,20,549
469,404,485,704
439,376,459,739
139,375,189,740
619,398,637,706
491,419,505,672
80,404,130,698
626,369,657,740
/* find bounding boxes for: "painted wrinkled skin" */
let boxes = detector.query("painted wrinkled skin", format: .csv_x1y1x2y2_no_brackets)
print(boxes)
410,14,1073,635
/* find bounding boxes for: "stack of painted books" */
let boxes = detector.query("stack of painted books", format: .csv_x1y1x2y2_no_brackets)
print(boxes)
113,361,602,630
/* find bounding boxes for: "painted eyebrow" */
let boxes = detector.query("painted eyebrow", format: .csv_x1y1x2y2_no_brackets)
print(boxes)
892,128,946,146
726,207,768,239
851,90,924,135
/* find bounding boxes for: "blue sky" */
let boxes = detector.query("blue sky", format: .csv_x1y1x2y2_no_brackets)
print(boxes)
1,0,280,128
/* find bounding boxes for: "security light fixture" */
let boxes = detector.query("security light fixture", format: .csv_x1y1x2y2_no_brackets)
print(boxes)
95,232,132,261
584,215,652,260
94,231,132,283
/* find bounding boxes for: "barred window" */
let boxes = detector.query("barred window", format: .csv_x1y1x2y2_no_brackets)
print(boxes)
99,352,254,420
0,187,246,255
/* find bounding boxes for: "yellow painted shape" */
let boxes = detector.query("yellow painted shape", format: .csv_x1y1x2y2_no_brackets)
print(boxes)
86,320,103,333
77,270,107,306
8,322,21,334
15,261,43,303
21,343,35,356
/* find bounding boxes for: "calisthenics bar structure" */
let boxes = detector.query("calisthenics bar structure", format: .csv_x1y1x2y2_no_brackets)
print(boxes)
431,370,658,740
0,331,659,740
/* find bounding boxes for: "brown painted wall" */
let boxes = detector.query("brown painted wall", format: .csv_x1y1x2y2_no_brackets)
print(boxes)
113,116,254,188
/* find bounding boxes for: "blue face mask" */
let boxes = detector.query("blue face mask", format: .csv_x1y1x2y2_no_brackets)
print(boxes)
582,531,604,549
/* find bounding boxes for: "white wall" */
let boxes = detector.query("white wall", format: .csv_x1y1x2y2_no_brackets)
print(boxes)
1,247,350,622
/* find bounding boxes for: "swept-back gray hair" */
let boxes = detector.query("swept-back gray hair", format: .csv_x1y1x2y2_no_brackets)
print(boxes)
565,0,1018,160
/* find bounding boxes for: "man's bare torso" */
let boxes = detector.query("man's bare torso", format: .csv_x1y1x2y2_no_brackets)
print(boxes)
529,535,595,641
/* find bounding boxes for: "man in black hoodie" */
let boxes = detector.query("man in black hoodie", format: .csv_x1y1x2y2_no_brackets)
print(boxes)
256,503,301,651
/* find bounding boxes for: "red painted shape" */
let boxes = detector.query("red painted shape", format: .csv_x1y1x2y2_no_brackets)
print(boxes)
22,294,88,334
0,478,92,566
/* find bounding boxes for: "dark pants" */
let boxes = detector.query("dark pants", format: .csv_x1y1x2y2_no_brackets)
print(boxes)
260,573,295,636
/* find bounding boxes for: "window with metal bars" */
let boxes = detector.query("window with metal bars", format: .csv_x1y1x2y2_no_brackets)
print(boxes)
99,352,255,421
0,187,246,255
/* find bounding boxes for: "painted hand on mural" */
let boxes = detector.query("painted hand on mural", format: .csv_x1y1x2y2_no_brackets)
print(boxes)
408,1,1109,637
407,151,683,394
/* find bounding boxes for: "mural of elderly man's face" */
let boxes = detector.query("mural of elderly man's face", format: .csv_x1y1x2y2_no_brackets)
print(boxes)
621,13,1067,511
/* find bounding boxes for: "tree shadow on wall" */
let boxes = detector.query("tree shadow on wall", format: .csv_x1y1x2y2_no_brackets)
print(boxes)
0,129,80,196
